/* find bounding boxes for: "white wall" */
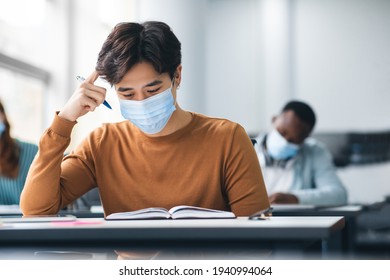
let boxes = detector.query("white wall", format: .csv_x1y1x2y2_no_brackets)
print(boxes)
260,0,295,130
43,0,71,129
205,0,265,134
53,0,390,203
136,0,208,114
294,0,390,132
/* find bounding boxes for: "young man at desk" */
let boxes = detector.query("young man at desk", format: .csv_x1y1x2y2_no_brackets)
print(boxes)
20,21,269,217
254,101,347,206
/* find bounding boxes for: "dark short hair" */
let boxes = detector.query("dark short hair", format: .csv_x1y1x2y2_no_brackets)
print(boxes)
281,100,316,131
96,21,181,85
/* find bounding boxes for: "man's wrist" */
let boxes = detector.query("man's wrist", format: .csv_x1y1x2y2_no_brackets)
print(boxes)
51,112,77,137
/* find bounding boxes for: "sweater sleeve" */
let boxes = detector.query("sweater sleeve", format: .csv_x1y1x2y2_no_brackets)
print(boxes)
20,113,97,215
224,124,270,216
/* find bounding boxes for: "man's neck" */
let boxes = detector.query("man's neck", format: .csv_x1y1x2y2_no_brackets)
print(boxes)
148,106,192,137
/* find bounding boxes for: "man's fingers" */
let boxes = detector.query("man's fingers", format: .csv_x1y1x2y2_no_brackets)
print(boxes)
81,95,99,112
82,88,106,105
81,82,107,95
85,70,99,84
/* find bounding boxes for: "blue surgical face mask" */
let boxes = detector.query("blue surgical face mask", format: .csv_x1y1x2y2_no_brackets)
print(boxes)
119,86,176,134
266,129,300,160
0,122,5,135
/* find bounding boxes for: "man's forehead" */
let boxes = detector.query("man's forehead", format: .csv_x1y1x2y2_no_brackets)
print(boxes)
115,73,168,89
278,110,298,123
278,111,311,133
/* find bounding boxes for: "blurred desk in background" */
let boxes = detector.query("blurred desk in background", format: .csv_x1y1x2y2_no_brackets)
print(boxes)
272,204,362,252
0,205,22,215
0,205,104,218
356,200,390,256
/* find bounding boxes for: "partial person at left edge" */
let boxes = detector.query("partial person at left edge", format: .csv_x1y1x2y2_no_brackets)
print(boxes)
0,100,38,205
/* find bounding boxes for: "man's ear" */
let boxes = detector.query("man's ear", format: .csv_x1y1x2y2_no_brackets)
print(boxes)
174,65,182,87
271,115,277,124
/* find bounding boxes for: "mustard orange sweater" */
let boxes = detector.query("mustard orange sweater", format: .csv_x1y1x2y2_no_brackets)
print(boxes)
20,112,269,216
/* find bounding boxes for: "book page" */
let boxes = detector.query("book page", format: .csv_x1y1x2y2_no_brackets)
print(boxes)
106,208,170,220
169,205,236,219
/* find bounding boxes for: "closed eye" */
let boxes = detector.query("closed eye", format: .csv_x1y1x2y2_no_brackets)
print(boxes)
147,87,161,93
278,129,287,137
123,93,134,98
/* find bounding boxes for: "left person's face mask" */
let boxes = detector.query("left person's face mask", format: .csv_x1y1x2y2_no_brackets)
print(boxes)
0,122,5,135
119,86,176,134
266,129,301,160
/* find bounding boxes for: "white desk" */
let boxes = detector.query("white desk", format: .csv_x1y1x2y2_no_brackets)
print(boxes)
0,216,344,257
0,216,343,239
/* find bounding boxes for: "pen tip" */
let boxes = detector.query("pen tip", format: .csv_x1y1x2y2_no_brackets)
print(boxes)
103,101,112,109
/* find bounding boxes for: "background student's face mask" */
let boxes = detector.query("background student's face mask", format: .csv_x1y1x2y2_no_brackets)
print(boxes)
266,129,300,160
119,87,176,134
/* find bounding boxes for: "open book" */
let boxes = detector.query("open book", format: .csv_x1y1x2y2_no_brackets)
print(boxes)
105,205,236,220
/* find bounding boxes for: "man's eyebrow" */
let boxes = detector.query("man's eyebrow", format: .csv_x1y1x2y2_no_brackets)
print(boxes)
117,80,163,92
144,80,163,87
117,87,133,92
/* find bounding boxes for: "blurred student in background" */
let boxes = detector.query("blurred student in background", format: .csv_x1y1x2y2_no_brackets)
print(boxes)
254,100,347,206
0,100,38,205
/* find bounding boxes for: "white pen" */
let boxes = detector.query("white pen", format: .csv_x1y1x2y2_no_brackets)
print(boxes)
76,75,112,110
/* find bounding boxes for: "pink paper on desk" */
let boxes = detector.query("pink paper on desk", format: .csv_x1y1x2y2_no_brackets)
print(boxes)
51,220,103,226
